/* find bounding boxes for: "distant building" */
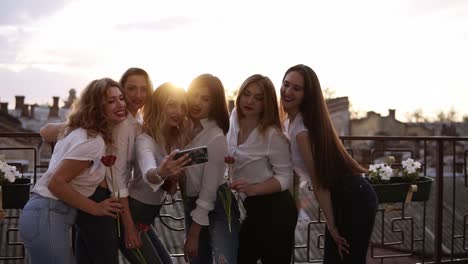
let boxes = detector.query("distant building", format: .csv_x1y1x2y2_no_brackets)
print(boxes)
3,95,69,132
351,109,433,136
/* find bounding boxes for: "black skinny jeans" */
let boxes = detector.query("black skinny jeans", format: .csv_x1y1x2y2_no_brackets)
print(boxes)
324,176,378,264
238,190,298,264
75,186,119,264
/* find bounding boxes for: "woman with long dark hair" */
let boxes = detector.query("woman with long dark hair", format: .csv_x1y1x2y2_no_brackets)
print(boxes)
280,64,378,263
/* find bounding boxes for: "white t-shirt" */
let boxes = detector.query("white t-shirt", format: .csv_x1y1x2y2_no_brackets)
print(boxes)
283,113,310,182
227,108,293,193
33,128,106,199
184,119,227,226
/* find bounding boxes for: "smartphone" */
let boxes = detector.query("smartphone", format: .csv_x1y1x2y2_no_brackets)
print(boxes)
173,146,208,167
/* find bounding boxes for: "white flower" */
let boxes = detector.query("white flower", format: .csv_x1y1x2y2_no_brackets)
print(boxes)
381,165,393,180
414,161,421,169
402,158,414,169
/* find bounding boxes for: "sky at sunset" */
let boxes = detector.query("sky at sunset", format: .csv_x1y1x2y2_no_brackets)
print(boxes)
1,0,467,121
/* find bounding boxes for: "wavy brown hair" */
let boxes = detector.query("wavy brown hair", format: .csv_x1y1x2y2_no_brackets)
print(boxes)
119,67,153,116
281,64,366,188
236,74,282,135
143,82,190,151
188,74,230,135
62,78,122,144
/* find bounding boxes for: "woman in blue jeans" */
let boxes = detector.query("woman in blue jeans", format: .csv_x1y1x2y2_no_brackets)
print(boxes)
18,78,125,264
280,64,378,263
182,74,240,263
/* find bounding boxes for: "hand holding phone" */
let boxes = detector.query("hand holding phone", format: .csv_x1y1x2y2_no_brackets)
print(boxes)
173,146,208,167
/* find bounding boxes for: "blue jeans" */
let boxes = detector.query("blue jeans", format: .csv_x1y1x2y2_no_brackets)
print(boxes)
119,197,173,264
184,184,240,264
324,176,378,264
19,194,77,264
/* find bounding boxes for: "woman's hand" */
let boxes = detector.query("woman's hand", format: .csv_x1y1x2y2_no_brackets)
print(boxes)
184,223,202,262
125,224,142,249
158,150,191,179
328,225,350,260
93,197,123,218
230,179,257,196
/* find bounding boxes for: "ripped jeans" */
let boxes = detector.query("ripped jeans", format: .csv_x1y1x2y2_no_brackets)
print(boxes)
184,184,240,264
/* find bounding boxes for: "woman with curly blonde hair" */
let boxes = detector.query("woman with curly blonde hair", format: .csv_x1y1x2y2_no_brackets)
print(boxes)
19,78,126,264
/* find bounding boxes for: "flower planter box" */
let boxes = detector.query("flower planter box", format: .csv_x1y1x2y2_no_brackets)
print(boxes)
1,178,32,209
371,176,434,204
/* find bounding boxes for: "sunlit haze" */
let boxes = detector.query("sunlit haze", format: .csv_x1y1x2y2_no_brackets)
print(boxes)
1,0,467,121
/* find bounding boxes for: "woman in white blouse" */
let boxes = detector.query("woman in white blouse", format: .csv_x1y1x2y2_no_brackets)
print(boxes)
228,74,298,264
280,64,377,263
134,82,192,260
182,74,240,263
18,78,125,264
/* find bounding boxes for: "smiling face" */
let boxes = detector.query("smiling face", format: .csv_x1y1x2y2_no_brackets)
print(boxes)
238,83,264,119
280,70,305,116
123,74,148,115
104,86,127,123
188,86,212,120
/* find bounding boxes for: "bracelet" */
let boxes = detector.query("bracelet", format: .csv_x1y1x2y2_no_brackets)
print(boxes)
149,168,165,184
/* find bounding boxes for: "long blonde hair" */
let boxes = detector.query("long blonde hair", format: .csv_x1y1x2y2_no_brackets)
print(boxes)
236,74,282,135
143,82,190,150
62,78,122,144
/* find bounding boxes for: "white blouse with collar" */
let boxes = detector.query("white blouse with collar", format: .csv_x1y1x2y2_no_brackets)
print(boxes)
227,108,294,193
184,119,228,226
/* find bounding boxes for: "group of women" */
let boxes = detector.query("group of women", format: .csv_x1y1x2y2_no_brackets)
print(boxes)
18,64,378,264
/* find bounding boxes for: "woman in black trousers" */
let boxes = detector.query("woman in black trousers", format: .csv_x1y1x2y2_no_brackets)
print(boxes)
280,64,378,263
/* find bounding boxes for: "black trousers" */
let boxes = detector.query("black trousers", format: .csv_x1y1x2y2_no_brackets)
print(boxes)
238,190,298,264
75,187,118,264
324,176,378,264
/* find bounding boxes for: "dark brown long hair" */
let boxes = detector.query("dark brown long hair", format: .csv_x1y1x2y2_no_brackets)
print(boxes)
119,67,153,115
281,64,366,188
188,74,230,135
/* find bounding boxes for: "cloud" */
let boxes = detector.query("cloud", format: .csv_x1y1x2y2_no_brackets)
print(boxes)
0,0,70,25
115,16,197,31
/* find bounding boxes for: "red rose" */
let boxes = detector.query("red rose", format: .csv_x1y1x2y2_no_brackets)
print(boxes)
224,156,235,164
137,223,150,233
101,155,117,167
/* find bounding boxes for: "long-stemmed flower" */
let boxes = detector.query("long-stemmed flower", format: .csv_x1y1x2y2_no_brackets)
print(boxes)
218,156,234,232
100,154,121,237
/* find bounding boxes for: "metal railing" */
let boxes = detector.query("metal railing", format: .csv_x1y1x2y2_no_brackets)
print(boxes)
1,133,468,263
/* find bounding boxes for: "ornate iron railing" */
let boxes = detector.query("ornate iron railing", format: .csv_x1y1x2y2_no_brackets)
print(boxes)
1,133,468,263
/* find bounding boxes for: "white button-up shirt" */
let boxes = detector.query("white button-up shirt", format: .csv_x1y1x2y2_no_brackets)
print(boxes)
106,114,141,198
227,109,294,192
184,119,228,226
